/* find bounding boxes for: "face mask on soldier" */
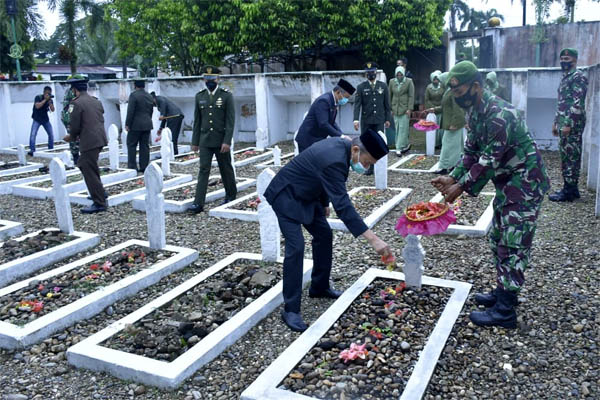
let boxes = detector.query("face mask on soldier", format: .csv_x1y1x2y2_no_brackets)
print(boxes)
367,73,376,81
560,61,573,71
205,81,217,91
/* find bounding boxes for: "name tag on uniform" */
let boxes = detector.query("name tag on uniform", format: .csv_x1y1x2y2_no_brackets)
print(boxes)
198,100,207,105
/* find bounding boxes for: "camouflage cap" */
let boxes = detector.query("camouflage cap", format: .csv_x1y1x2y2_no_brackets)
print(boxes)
447,61,479,88
560,48,578,59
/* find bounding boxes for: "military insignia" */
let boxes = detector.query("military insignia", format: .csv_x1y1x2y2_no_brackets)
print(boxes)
68,104,74,113
377,87,384,95
366,62,372,69
216,97,223,106
207,67,213,74
450,77,459,87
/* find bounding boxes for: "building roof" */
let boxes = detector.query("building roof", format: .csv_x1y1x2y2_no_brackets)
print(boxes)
33,64,118,74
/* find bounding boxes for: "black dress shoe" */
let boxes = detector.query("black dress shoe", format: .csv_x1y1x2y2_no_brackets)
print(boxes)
81,203,107,214
281,310,308,332
188,204,204,214
433,169,448,175
87,192,109,200
400,144,412,154
27,151,34,156
308,287,343,299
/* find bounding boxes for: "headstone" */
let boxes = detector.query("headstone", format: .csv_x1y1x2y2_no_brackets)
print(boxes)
402,234,425,289
293,130,299,156
121,130,128,159
255,128,267,151
17,144,26,165
425,113,437,156
160,128,172,177
230,139,237,180
61,150,74,168
273,145,281,166
108,124,120,171
375,130,388,189
144,162,166,249
166,128,175,161
257,169,280,261
50,158,74,234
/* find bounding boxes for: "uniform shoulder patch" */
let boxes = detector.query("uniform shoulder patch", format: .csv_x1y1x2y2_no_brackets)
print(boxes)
68,104,74,113
220,87,230,92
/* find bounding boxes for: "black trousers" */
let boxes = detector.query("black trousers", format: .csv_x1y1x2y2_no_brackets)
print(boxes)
166,116,184,155
127,130,150,172
78,147,106,207
361,122,384,134
274,207,333,313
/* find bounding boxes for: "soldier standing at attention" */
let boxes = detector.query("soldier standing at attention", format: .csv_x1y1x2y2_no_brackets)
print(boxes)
151,92,185,155
432,61,550,329
549,48,588,202
125,80,154,172
61,74,85,165
389,65,414,155
353,62,391,175
188,66,236,214
63,77,108,214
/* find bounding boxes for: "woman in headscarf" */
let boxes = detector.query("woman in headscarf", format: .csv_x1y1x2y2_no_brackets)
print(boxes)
389,65,414,155
424,70,445,148
485,71,509,101
425,72,466,174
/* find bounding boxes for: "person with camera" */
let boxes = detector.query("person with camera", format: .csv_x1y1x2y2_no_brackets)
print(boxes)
29,86,56,155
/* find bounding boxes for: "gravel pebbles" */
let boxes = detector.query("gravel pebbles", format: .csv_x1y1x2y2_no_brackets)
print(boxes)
0,140,598,399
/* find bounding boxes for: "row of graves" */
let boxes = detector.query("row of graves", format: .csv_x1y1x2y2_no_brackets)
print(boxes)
0,127,497,399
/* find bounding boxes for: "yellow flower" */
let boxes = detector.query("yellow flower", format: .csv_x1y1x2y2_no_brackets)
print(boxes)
46,293,53,298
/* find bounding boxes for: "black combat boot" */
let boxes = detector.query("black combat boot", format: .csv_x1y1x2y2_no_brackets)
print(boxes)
548,187,575,202
470,288,517,329
474,287,499,307
569,183,580,199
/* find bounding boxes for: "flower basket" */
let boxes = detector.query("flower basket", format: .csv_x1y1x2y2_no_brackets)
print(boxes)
395,202,456,236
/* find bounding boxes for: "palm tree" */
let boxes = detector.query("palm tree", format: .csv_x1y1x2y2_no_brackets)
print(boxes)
459,8,504,62
449,0,470,32
43,0,103,73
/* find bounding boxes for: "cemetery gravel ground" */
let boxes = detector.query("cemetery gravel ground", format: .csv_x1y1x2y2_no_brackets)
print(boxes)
0,138,598,399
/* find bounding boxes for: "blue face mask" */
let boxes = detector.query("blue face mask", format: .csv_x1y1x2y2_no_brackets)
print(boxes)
338,97,349,106
350,150,367,174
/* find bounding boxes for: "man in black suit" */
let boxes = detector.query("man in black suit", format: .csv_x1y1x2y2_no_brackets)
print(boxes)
265,129,394,332
125,80,154,172
295,79,355,153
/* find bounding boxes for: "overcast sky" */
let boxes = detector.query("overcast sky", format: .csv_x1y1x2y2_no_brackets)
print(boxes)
38,0,600,38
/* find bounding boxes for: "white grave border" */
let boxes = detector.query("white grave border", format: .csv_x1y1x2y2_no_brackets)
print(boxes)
0,162,44,177
241,268,471,400
165,151,200,166
430,192,495,237
0,229,100,288
67,252,314,388
0,166,77,195
0,220,24,241
389,153,440,173
0,239,198,349
68,173,192,207
209,186,412,231
131,176,257,213
213,147,273,167
255,152,295,170
11,168,137,200
0,142,69,156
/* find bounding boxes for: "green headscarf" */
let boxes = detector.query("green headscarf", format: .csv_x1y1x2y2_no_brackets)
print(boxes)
395,66,405,84
439,72,450,87
485,71,499,91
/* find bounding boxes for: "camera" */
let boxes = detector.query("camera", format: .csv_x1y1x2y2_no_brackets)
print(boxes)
49,95,55,98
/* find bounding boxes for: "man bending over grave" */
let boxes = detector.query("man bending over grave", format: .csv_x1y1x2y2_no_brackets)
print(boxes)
264,129,393,332
63,77,108,214
431,61,550,329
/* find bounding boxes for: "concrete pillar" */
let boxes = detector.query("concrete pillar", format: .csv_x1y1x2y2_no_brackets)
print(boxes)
0,84,15,148
446,34,456,69
310,73,324,103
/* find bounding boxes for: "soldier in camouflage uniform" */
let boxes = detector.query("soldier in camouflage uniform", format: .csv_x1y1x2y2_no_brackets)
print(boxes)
432,61,550,329
549,48,588,202
61,75,85,165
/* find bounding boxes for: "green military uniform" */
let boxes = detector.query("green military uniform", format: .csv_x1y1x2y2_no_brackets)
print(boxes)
192,65,237,208
433,72,466,171
550,48,588,201
424,70,445,147
61,87,79,164
389,66,414,152
353,63,391,136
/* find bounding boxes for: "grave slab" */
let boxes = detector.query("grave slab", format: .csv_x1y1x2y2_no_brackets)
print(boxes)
0,239,198,349
0,220,24,241
0,230,100,288
389,153,440,173
69,173,192,207
430,192,495,237
0,167,78,195
66,252,313,388
163,151,200,166
213,147,273,167
0,162,45,177
0,142,69,156
11,168,137,200
255,152,295,170
119,145,191,163
32,149,75,166
240,268,471,400
131,176,256,213
210,187,412,231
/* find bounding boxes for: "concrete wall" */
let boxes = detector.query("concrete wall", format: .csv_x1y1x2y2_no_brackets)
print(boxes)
484,21,600,69
0,71,382,150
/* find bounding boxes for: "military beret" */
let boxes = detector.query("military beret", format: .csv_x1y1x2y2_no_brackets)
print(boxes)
67,76,88,91
202,65,221,80
336,79,355,95
134,80,145,88
364,62,378,72
67,73,87,80
560,48,578,58
361,128,389,160
447,61,481,88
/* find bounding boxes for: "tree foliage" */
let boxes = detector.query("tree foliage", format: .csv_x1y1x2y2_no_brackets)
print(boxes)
0,0,43,76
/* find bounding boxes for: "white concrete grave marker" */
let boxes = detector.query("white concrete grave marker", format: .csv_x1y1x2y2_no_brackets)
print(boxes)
230,139,237,180
255,128,267,151
108,124,120,171
165,128,175,161
160,128,172,177
121,130,128,160
257,169,280,261
375,131,388,189
17,145,26,165
144,162,166,249
425,113,437,156
50,158,74,234
272,145,281,166
59,150,74,168
402,234,425,289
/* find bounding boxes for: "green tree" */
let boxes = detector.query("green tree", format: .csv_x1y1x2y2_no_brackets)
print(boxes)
0,0,43,76
44,0,104,73
449,0,469,32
